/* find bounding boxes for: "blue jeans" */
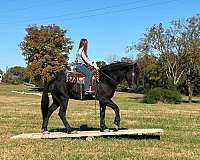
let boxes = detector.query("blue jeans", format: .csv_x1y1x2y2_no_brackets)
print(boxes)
76,63,92,91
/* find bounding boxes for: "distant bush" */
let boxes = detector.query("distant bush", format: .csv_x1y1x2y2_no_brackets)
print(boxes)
116,81,144,93
116,81,128,92
144,87,182,104
2,66,30,85
2,76,24,85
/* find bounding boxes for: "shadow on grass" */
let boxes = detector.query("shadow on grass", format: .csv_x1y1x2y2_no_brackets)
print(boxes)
127,96,144,103
128,95,200,104
28,87,43,92
48,124,161,140
128,96,144,100
181,100,200,104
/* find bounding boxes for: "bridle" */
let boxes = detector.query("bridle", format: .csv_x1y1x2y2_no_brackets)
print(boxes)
126,64,136,90
131,64,135,88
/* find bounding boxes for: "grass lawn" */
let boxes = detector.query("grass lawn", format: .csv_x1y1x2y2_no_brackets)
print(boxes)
0,83,200,160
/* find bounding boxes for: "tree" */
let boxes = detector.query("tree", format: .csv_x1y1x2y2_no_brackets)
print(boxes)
3,66,28,84
128,39,166,89
120,57,134,63
20,25,73,85
106,54,120,64
9,66,26,77
136,54,161,89
142,23,186,86
180,15,200,102
130,14,200,102
96,61,106,68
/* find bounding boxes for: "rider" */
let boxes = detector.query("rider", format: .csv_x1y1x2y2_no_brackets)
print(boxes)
75,38,98,92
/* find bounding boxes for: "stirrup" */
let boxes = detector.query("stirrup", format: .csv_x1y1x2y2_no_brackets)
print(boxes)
85,90,94,94
85,86,94,94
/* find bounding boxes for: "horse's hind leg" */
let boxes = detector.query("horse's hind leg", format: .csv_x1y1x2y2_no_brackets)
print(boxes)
42,102,58,132
99,102,108,131
58,98,73,133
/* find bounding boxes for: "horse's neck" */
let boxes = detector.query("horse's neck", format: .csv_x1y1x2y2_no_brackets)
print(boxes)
56,71,67,81
114,70,126,83
105,70,125,85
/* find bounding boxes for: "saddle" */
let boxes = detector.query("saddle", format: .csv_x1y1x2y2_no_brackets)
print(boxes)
66,66,99,93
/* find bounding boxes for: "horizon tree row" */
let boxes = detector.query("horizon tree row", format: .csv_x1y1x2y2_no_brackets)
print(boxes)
128,14,200,102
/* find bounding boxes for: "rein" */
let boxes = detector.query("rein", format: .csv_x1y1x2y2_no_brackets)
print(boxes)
99,63,135,88
99,70,118,87
93,69,118,115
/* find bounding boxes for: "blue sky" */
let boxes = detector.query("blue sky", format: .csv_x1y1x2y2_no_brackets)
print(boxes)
0,0,199,71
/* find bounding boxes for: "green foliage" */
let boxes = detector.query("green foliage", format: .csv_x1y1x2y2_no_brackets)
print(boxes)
144,87,182,104
2,66,29,84
20,25,73,84
129,14,200,99
166,78,177,90
120,57,134,63
116,81,128,92
8,66,26,77
3,76,24,85
96,61,106,68
136,54,163,89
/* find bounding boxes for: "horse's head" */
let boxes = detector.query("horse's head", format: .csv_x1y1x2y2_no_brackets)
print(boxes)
125,63,139,89
100,62,139,89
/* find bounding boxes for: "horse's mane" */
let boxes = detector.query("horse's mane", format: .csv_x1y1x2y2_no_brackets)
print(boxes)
100,62,133,72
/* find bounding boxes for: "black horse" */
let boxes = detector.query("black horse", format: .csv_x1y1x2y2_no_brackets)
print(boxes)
41,62,139,133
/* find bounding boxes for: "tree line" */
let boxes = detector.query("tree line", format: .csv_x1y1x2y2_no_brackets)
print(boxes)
1,15,200,102
129,14,200,103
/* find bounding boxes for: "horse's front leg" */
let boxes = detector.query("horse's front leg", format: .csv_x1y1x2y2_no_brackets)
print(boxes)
58,98,73,133
100,98,120,131
99,102,108,132
109,100,120,131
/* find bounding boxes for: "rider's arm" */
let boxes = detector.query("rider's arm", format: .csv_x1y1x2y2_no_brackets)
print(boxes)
80,49,98,69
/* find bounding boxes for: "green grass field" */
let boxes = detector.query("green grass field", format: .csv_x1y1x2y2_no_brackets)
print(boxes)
0,83,200,160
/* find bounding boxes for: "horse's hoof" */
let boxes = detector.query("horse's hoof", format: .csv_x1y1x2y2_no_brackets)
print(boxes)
43,131,49,134
71,130,78,134
114,124,119,132
64,128,73,134
100,128,110,132
67,131,72,134
113,128,119,132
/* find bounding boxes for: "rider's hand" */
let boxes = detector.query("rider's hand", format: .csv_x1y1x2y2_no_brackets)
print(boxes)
93,64,99,70
91,61,98,70
94,65,99,70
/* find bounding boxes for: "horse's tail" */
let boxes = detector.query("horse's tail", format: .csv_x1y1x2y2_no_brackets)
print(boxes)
41,82,50,120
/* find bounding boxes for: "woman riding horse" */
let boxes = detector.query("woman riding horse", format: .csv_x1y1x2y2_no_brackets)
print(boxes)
75,38,98,93
41,62,139,133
